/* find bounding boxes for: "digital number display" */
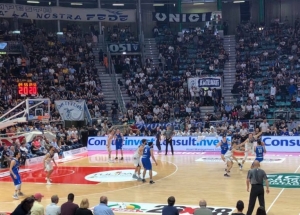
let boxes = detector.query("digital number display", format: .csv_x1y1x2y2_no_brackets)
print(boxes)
18,82,37,96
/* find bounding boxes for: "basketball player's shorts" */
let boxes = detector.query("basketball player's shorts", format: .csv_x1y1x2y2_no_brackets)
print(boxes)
255,157,263,162
45,162,53,172
116,142,123,150
224,152,232,162
141,158,152,170
245,144,255,154
133,156,141,167
10,174,21,186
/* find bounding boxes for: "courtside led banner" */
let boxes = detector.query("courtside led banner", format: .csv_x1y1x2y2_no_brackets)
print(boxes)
262,136,300,152
87,136,231,151
0,3,136,22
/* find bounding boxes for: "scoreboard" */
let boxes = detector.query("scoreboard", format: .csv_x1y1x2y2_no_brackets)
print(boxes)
18,82,37,97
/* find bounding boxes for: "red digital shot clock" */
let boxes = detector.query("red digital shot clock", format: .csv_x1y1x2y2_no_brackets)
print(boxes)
18,82,37,96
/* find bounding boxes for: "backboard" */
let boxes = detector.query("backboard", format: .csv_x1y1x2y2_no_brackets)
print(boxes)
0,98,51,130
26,98,51,123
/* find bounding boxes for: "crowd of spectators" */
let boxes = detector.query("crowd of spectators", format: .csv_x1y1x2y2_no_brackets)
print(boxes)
113,25,226,126
11,193,114,215
231,20,300,120
104,25,138,43
0,22,107,120
0,122,84,168
10,193,268,215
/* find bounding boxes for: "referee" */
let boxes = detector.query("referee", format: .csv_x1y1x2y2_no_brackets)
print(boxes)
165,126,174,155
246,160,270,215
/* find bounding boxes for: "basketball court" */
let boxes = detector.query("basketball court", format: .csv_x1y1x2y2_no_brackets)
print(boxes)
0,150,299,215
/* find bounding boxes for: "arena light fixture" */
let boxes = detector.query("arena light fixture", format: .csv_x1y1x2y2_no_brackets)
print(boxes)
153,4,164,6
71,2,82,5
233,0,245,3
193,3,204,5
27,1,40,3
113,3,124,6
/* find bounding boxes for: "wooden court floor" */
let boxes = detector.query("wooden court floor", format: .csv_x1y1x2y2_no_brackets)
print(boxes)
0,152,299,215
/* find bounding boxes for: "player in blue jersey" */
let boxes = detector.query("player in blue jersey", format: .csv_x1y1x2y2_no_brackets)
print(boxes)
10,151,24,200
216,136,242,171
114,129,124,160
254,139,266,164
216,135,229,162
141,142,158,184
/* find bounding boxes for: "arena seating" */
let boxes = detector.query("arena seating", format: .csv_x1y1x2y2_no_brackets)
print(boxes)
0,23,95,168
233,22,300,120
114,26,227,125
0,23,103,120
105,25,138,43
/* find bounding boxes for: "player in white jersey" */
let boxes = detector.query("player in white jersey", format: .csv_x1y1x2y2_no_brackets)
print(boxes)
240,133,256,169
132,139,147,180
43,146,57,184
107,129,116,162
224,143,243,177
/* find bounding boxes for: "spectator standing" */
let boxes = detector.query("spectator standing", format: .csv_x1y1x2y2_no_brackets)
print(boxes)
162,196,179,215
193,200,212,215
0,145,11,168
75,198,93,215
231,200,245,215
46,195,61,215
61,193,79,215
93,196,114,215
31,193,44,215
246,161,270,215
259,119,269,135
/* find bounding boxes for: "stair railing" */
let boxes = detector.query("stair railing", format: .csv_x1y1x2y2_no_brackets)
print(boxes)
109,55,126,114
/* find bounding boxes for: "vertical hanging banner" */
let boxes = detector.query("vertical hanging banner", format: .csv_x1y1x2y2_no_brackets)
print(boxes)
0,3,136,22
211,11,222,23
152,12,212,23
55,100,85,121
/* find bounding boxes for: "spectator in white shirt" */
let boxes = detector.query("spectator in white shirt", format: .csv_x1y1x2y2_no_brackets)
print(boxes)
45,195,61,215
153,106,160,115
248,91,255,100
270,85,276,96
185,106,192,114
246,104,253,112
148,83,153,89
17,56,22,65
239,126,248,142
235,120,242,129
41,56,49,63
259,119,269,134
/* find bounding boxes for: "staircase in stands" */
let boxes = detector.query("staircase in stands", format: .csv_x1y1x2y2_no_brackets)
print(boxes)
92,41,115,122
222,35,237,105
143,38,160,67
117,37,161,109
